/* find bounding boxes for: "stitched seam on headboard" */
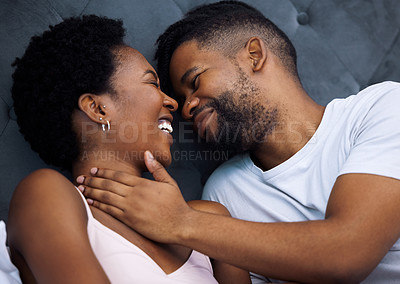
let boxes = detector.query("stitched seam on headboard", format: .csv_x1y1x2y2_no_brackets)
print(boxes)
0,118,10,138
0,96,10,136
171,0,185,16
79,0,91,17
307,0,317,13
368,29,400,84
0,96,9,109
43,0,63,20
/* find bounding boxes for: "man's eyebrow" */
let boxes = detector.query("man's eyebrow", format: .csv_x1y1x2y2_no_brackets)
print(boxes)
180,66,200,85
143,69,158,81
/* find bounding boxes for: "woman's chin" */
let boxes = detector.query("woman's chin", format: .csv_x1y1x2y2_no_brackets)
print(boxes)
156,151,172,168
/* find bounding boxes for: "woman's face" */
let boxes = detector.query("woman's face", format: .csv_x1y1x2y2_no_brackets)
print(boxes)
107,46,178,167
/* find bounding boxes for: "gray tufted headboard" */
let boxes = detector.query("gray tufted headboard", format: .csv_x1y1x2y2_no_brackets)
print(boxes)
1,0,399,222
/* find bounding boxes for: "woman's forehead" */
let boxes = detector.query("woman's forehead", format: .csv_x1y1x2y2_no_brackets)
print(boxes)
114,46,155,75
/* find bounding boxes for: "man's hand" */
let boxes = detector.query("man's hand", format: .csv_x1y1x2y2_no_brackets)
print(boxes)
76,151,193,244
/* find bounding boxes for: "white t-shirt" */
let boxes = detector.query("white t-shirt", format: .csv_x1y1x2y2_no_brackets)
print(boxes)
202,81,400,283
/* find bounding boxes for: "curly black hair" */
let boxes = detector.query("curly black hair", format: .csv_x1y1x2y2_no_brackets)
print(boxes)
11,15,126,171
155,0,298,96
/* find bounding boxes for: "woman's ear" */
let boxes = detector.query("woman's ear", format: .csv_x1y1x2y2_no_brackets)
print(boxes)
78,93,107,123
246,37,267,72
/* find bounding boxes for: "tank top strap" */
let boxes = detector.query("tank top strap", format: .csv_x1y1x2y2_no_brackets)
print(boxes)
74,186,94,220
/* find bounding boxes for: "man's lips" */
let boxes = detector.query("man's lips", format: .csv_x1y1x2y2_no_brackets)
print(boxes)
194,108,216,138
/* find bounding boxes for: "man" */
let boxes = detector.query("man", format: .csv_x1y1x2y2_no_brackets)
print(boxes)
78,1,400,283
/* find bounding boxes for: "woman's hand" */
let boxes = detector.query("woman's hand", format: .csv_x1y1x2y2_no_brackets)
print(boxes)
76,151,194,244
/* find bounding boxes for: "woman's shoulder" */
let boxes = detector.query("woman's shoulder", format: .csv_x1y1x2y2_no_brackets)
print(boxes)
11,168,74,201
7,170,109,283
9,168,84,215
8,168,87,247
16,167,68,185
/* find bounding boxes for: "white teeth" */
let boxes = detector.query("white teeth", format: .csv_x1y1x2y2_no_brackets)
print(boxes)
158,121,173,134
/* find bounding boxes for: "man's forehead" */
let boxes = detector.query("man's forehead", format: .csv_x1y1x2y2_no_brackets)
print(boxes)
169,42,199,76
171,41,199,66
175,39,201,54
170,41,217,72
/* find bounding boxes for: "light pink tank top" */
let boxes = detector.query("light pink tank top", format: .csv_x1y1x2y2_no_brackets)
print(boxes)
75,187,218,283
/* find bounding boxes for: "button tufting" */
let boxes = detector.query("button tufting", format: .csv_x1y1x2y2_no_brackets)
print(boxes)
9,107,17,120
297,12,309,25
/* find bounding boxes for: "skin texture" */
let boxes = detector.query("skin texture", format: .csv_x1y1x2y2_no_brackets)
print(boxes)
77,39,400,283
7,46,250,284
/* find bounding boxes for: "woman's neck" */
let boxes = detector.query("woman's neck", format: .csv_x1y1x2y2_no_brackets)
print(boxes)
71,149,143,185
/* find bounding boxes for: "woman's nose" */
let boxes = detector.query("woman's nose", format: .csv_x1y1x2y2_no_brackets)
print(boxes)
163,94,178,112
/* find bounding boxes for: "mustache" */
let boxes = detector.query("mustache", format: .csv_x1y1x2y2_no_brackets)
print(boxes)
191,91,231,120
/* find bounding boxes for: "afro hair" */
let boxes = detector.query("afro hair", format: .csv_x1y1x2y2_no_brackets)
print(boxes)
12,15,126,171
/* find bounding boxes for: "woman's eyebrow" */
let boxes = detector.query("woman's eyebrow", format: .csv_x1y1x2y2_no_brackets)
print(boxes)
143,69,158,81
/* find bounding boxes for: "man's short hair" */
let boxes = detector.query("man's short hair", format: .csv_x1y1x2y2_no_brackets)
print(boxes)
155,0,299,96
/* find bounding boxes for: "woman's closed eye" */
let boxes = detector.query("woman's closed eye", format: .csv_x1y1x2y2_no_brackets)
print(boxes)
143,69,161,89
150,81,160,88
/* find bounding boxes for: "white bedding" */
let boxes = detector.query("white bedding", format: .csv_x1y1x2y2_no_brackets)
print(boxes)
0,221,21,284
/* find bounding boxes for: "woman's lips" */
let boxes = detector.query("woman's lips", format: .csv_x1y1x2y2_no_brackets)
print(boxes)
194,108,216,139
157,119,174,145
158,119,173,134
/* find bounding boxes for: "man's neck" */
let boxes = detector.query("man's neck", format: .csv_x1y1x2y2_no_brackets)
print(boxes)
250,99,325,171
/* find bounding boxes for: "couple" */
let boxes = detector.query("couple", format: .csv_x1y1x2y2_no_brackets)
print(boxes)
8,1,400,283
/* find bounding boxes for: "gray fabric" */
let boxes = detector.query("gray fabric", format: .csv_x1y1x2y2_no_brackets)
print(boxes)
0,0,399,222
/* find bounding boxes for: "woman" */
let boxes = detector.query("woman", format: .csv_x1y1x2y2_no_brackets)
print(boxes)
7,15,250,284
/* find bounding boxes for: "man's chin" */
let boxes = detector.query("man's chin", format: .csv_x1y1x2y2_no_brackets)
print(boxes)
200,124,248,157
205,139,245,158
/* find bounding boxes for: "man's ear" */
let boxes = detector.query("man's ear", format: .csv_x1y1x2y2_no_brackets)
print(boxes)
246,37,267,72
78,93,107,123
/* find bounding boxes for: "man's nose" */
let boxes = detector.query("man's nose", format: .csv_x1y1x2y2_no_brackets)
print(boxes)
182,97,200,120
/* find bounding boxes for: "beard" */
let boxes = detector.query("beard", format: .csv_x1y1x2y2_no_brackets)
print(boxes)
194,69,278,156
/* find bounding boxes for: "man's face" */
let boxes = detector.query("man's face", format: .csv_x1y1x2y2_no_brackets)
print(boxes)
169,40,278,154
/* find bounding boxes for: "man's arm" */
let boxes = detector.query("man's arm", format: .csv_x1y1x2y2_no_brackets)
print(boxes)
187,200,251,284
179,173,400,283
79,151,400,283
8,169,110,284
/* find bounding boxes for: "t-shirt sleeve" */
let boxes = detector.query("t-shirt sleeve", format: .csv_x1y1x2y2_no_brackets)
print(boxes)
201,161,234,204
202,171,222,202
339,83,400,180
